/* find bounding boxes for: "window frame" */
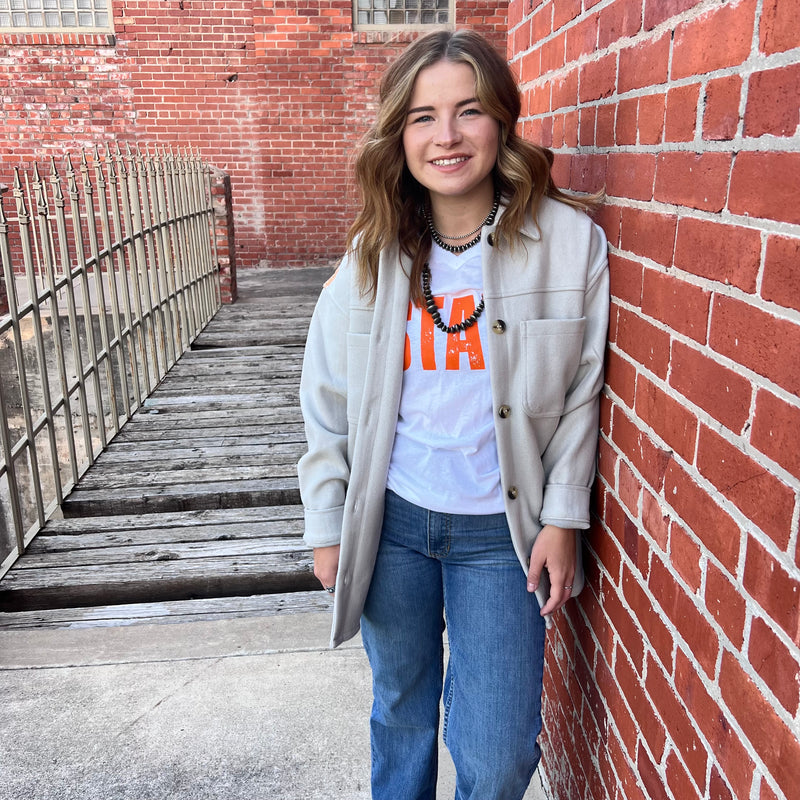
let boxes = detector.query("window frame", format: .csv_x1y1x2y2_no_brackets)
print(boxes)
352,0,454,32
0,0,114,34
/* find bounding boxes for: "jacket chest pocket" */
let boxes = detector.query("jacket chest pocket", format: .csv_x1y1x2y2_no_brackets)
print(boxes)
346,332,371,424
520,317,586,417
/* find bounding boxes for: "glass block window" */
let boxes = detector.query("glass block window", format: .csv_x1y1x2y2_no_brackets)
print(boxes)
0,0,112,31
355,0,452,28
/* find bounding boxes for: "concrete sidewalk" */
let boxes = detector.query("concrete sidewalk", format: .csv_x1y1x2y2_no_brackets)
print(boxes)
0,610,548,800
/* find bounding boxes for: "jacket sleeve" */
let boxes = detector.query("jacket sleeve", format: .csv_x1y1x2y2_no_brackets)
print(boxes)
539,221,609,529
298,265,351,548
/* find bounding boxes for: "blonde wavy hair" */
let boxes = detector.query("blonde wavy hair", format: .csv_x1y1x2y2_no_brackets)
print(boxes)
347,29,599,305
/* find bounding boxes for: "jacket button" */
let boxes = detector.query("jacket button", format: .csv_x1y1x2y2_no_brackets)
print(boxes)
507,486,518,500
498,405,511,418
487,233,495,247
492,319,506,334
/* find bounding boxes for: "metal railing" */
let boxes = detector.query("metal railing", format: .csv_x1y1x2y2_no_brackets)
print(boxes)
0,145,222,577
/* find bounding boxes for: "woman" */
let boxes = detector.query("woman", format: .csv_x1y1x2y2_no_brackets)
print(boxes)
298,29,608,800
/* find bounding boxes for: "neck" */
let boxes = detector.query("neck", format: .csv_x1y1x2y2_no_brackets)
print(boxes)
425,189,500,255
428,184,497,240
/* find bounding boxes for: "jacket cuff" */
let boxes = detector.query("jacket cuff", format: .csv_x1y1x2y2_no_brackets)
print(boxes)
302,505,345,548
540,483,592,529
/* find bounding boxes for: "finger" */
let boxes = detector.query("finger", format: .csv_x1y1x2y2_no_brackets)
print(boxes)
539,576,575,616
316,576,336,595
312,545,340,594
314,569,337,592
539,586,565,616
538,588,560,616
313,564,332,583
526,552,545,594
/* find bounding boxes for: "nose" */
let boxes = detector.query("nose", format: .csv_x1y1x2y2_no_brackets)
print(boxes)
433,116,461,147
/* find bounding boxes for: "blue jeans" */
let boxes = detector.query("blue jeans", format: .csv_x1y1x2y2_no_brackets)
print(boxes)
361,490,546,800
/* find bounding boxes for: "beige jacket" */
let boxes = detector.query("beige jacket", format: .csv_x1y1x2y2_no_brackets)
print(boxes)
298,197,609,647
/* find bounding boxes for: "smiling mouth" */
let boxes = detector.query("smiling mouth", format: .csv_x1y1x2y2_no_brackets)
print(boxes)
431,156,469,166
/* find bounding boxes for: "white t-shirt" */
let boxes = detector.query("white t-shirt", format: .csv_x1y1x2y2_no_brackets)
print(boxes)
386,243,504,514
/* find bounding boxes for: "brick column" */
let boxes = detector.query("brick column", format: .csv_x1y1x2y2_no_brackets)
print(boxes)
508,1,800,799
210,167,237,304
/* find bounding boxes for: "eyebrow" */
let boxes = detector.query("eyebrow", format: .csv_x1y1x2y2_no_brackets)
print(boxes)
407,97,480,115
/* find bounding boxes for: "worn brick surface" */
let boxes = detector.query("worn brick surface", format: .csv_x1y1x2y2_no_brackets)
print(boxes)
509,0,800,795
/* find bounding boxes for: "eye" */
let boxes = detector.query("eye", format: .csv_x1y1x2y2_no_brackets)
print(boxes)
411,114,434,124
460,107,482,117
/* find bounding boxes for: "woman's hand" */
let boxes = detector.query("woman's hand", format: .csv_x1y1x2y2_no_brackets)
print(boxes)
313,545,341,594
526,525,576,616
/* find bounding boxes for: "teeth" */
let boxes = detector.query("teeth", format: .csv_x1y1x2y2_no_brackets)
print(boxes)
432,157,467,166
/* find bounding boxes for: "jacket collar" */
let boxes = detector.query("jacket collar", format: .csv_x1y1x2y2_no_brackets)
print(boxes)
488,200,544,243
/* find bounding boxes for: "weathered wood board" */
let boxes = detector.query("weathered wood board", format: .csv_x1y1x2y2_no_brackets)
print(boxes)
0,591,332,630
32,506,306,543
60,478,301,517
0,553,316,612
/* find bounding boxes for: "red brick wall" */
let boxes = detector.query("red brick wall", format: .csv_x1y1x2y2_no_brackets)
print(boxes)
508,1,800,799
0,1,507,271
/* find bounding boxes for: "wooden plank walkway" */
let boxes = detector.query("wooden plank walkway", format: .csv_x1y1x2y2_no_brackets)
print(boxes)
0,266,335,626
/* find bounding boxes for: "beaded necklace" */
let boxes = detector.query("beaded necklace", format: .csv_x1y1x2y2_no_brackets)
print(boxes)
424,192,500,254
421,263,486,334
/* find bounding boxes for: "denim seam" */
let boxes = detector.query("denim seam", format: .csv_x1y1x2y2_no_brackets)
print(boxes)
426,508,432,558
442,659,455,746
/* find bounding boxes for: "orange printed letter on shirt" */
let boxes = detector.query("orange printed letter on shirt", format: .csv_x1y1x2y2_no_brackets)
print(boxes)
421,295,444,370
403,301,412,370
446,296,485,370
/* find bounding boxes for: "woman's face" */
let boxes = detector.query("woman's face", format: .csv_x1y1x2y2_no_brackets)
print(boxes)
402,59,500,209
